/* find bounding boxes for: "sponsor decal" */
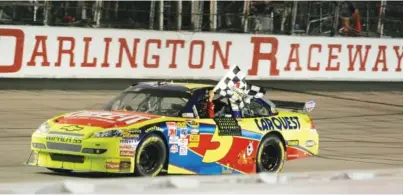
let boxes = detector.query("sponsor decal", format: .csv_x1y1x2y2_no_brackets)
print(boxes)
178,138,188,146
166,122,176,130
123,130,140,138
188,134,200,148
254,116,301,131
186,120,199,128
189,134,200,142
119,138,139,157
66,111,151,125
106,162,120,169
305,140,315,147
169,136,179,144
120,138,140,145
145,126,163,133
176,121,187,128
170,145,179,153
168,128,177,137
46,135,82,144
287,140,299,146
237,141,254,165
61,125,83,131
129,129,142,134
119,144,133,149
190,128,199,134
180,128,187,138
168,123,178,144
120,150,135,157
179,146,188,156
120,161,131,170
304,101,316,112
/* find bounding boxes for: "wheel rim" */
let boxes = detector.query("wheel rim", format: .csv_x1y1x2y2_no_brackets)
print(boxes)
138,143,161,173
260,143,282,172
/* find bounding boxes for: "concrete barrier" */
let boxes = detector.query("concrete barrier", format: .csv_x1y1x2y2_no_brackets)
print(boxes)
0,169,402,194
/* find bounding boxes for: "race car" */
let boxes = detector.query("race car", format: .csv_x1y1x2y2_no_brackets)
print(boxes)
26,81,319,176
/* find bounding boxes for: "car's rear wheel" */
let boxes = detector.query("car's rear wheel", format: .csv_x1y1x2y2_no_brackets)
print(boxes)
134,134,167,177
256,135,286,173
47,168,73,174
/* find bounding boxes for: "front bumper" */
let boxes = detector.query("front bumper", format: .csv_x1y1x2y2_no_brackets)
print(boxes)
27,133,136,173
26,151,134,173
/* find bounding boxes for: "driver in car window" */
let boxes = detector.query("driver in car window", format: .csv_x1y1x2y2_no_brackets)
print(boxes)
206,90,228,118
207,90,215,118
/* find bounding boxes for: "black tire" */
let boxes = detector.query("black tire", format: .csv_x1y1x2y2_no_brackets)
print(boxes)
134,134,167,177
47,168,73,174
256,135,286,173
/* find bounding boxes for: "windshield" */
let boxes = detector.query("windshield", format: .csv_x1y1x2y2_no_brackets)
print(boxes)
104,88,190,117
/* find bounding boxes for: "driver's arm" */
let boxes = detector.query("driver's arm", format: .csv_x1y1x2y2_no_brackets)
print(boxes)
207,90,215,118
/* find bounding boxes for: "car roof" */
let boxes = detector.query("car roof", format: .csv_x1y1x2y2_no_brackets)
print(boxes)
129,81,214,92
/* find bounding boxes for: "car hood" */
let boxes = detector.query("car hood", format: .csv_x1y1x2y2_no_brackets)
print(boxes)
53,110,161,130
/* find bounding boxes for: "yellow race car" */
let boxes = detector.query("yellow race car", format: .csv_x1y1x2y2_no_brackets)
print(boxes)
26,81,319,176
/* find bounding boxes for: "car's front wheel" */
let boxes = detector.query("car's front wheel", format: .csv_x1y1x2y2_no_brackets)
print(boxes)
256,135,286,173
134,134,167,177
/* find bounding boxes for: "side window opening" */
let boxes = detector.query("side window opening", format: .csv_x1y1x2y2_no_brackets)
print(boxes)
105,89,189,117
160,97,187,116
242,99,270,117
194,92,210,119
212,95,233,118
194,91,233,119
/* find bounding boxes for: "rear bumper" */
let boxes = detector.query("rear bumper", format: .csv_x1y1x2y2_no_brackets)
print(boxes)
286,129,319,161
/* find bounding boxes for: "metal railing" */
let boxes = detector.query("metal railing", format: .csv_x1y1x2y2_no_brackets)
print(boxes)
0,0,401,38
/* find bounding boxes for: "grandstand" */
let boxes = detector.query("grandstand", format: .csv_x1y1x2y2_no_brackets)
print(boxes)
0,0,402,38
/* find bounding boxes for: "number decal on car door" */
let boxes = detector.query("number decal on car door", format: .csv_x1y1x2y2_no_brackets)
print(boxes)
202,128,233,163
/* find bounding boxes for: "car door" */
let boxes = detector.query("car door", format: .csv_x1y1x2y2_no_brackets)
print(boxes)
167,88,245,175
192,95,245,175
165,89,220,174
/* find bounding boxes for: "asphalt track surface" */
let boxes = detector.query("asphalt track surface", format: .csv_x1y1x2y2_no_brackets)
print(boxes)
0,81,402,184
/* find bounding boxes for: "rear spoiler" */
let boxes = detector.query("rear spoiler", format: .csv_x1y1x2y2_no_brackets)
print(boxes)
270,100,316,113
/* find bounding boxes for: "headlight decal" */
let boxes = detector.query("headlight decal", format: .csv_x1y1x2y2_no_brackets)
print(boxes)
36,122,50,133
93,129,123,138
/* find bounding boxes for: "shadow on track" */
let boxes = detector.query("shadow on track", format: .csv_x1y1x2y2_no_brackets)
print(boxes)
35,170,189,179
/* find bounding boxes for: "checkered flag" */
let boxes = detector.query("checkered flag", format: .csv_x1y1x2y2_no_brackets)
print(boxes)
244,84,266,103
213,65,266,108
